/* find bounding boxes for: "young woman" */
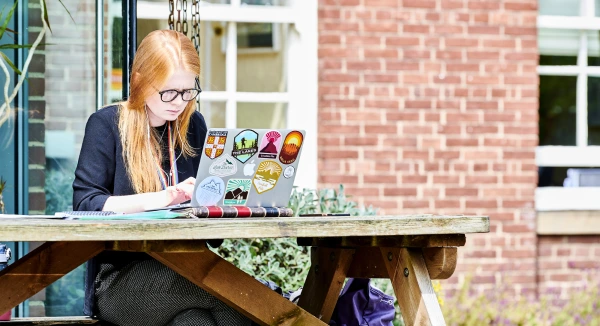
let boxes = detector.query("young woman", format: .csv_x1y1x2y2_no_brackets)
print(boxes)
73,30,250,326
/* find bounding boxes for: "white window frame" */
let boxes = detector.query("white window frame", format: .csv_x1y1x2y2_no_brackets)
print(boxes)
537,0,600,211
136,0,318,190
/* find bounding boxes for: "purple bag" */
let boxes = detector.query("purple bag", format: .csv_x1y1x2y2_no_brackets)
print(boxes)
329,278,396,326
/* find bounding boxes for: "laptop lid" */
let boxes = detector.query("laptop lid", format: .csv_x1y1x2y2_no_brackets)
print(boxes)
192,128,306,208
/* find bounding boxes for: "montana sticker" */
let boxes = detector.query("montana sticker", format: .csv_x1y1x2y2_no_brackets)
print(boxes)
209,154,237,177
252,160,282,194
258,130,283,159
204,130,228,159
279,131,303,164
232,129,258,163
195,176,225,206
223,179,251,206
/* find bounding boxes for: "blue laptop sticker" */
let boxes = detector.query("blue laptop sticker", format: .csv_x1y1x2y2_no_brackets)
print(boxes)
231,129,259,163
223,179,251,206
195,176,225,206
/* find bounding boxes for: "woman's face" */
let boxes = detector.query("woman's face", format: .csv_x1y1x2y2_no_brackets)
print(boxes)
146,68,197,127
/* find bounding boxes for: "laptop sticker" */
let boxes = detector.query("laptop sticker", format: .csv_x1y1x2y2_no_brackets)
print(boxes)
223,179,251,206
252,160,283,194
232,129,259,163
243,160,257,176
205,131,228,159
279,131,303,164
209,154,238,177
258,130,283,159
283,165,295,179
195,176,225,206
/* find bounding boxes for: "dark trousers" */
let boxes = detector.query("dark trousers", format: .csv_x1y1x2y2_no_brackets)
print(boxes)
95,260,251,326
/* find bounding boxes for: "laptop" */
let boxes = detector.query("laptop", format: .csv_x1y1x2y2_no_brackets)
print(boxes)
191,128,306,207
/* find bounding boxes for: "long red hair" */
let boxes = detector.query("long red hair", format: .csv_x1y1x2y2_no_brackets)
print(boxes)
118,30,200,193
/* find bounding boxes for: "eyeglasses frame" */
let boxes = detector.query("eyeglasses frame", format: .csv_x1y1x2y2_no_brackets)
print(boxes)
158,77,203,103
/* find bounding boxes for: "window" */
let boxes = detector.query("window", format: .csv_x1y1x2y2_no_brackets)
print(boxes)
537,0,600,210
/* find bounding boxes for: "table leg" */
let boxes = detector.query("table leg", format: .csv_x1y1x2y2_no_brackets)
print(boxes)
149,245,327,326
0,241,105,315
297,247,355,322
380,247,446,326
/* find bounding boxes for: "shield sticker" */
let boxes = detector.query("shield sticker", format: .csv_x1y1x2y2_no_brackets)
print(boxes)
258,130,283,159
252,160,282,194
205,131,228,159
223,179,251,206
232,129,259,163
279,131,304,164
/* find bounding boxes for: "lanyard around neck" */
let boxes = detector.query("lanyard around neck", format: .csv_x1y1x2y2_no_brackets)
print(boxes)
155,122,179,189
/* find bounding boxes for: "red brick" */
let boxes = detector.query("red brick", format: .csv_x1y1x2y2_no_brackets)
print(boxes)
468,1,500,10
468,26,500,34
364,22,399,33
385,36,420,46
402,0,435,8
383,187,417,196
403,200,429,208
403,24,429,33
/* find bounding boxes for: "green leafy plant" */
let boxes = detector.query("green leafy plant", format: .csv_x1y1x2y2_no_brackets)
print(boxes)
214,185,378,292
44,165,75,214
441,275,600,326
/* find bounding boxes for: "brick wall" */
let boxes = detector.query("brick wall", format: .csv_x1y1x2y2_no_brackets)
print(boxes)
44,0,97,152
538,236,600,299
317,0,540,296
27,1,47,216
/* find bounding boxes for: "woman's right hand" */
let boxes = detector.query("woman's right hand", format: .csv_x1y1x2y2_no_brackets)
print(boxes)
163,177,196,206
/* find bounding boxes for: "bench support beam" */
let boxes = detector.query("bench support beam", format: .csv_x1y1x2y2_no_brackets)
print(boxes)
0,241,105,316
149,243,327,326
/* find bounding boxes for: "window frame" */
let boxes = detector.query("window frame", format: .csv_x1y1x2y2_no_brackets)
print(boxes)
537,0,600,211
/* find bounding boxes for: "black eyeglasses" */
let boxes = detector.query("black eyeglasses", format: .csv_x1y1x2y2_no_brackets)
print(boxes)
158,78,203,102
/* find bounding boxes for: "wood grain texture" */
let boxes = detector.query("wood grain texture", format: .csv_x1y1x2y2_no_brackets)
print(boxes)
0,215,490,241
381,247,446,326
2,317,102,325
297,235,466,248
0,242,105,316
149,245,327,326
297,247,354,322
346,247,457,280
422,248,457,280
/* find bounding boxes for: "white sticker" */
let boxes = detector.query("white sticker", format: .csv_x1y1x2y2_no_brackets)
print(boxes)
195,176,225,206
243,160,257,176
283,165,295,179
209,155,238,177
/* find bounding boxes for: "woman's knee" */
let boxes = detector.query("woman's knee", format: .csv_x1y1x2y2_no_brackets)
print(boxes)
167,309,216,326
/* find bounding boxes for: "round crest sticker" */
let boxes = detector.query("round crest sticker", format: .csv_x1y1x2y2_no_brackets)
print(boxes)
209,154,238,177
195,176,225,206
283,166,295,179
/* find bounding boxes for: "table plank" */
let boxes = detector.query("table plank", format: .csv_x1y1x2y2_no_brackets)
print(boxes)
0,215,489,241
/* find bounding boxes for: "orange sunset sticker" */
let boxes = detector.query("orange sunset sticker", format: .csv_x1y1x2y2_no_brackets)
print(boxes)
279,131,303,164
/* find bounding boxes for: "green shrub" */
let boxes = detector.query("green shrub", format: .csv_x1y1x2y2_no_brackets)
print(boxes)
441,275,600,326
214,185,377,292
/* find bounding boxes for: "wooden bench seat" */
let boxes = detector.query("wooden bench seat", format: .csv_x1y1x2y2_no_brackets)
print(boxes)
0,317,103,325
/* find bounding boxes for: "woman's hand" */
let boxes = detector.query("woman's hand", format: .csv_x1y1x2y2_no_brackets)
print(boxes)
164,177,196,206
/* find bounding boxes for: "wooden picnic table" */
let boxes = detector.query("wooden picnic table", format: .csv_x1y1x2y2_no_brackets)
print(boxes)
0,215,489,325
